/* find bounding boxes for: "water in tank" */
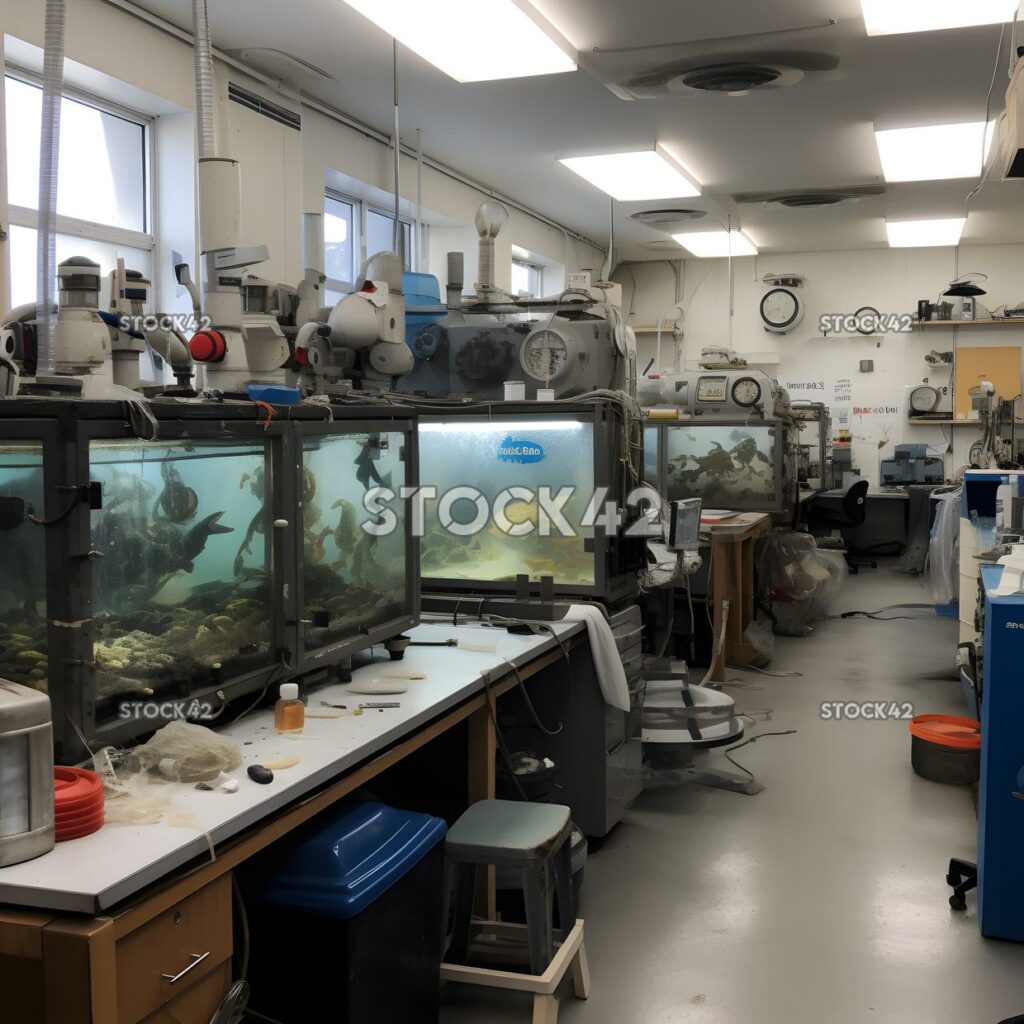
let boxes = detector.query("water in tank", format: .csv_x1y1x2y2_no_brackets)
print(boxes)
664,423,776,510
643,424,660,487
419,417,596,586
0,444,48,691
300,432,408,650
88,439,273,703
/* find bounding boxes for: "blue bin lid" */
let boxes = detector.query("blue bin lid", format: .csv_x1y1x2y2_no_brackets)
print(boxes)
261,802,447,919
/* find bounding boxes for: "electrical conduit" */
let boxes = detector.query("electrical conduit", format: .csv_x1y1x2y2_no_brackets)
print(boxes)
36,0,66,378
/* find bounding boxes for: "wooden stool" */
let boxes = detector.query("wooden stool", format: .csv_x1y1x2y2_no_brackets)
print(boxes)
441,799,590,1024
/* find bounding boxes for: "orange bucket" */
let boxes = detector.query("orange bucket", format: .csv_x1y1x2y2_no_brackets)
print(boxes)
910,715,981,783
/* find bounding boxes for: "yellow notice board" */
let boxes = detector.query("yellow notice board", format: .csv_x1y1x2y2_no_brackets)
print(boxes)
954,346,1022,420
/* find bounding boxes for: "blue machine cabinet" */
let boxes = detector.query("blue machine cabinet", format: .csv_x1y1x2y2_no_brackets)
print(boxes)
978,563,1024,940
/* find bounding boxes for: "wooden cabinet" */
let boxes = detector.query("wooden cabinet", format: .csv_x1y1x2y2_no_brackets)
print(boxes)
115,875,232,1024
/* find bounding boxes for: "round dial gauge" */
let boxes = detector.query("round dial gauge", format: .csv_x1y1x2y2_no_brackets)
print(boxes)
760,287,804,334
731,376,762,407
521,329,569,381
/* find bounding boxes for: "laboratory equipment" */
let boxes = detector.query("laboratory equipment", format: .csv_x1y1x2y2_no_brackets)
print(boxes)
667,498,702,552
791,401,834,489
0,680,54,867
0,398,418,762
880,444,944,486
417,400,645,605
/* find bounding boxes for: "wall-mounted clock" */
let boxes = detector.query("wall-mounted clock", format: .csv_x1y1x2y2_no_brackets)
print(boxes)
760,287,805,334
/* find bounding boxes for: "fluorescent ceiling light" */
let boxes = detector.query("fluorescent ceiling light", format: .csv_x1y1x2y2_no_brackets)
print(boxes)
885,217,967,247
875,121,995,182
860,0,1019,35
559,146,701,201
338,0,576,82
672,230,758,258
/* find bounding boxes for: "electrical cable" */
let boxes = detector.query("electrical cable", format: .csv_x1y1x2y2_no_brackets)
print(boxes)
722,729,798,780
966,20,1009,204
483,677,530,802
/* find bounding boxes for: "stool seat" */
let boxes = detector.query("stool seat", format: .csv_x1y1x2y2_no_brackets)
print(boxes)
446,800,571,867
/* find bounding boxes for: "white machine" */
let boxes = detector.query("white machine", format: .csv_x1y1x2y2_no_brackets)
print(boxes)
640,498,757,793
639,367,791,418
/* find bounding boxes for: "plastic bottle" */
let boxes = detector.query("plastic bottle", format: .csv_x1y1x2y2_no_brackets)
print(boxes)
274,683,304,734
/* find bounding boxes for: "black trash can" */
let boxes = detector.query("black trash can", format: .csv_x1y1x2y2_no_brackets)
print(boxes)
240,801,447,1024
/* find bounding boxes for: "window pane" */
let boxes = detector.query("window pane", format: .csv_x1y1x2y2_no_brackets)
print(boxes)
324,195,355,285
366,209,412,272
5,77,147,232
8,225,151,309
512,260,541,297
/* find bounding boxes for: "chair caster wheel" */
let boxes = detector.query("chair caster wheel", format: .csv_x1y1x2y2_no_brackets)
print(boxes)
950,895,967,911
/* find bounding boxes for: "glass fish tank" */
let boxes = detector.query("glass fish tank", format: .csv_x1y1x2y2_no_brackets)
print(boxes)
299,430,410,660
646,419,796,521
418,402,644,602
88,439,274,705
0,400,419,763
0,443,48,692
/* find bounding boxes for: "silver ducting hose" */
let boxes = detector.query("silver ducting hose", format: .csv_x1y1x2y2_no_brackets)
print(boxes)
36,0,66,378
192,0,216,160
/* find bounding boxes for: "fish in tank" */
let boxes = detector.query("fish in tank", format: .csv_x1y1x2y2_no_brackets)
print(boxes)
300,431,409,650
664,424,776,510
419,418,596,586
88,439,274,703
0,444,49,692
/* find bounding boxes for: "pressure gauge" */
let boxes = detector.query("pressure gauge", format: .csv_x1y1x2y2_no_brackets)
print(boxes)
520,328,570,381
760,287,805,334
731,376,762,407
696,376,729,403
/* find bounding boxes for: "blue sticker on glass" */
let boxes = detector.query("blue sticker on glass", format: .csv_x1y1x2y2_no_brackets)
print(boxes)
497,437,545,464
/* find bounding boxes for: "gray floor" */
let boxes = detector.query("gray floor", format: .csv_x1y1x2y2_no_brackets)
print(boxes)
443,570,1024,1024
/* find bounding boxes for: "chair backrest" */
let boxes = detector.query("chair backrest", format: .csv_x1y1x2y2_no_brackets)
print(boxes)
841,479,870,527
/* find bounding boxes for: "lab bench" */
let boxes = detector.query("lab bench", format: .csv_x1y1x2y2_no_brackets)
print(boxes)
0,619,591,1024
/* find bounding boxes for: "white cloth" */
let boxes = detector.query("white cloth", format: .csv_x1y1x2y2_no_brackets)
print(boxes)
564,604,631,712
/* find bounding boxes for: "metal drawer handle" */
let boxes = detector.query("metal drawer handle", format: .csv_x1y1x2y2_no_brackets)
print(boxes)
162,951,210,984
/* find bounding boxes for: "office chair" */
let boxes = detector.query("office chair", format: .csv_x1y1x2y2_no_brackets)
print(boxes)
805,479,878,574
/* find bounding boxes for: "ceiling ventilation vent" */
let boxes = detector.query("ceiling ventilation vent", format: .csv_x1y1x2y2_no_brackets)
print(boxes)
732,185,887,207
582,22,842,100
228,83,302,131
631,208,708,227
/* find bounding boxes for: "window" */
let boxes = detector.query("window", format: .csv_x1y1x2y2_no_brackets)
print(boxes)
324,188,414,306
512,258,544,298
4,71,153,308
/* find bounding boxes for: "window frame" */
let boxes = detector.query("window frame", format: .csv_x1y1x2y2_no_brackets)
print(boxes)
512,256,544,298
324,186,415,300
3,67,156,265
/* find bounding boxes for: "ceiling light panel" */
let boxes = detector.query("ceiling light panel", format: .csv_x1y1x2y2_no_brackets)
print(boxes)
559,146,701,201
338,0,577,82
885,218,967,247
672,231,759,257
874,122,994,182
860,0,1019,35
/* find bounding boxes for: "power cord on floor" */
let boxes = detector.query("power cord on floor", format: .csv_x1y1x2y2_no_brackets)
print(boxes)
723,730,798,780
831,602,934,622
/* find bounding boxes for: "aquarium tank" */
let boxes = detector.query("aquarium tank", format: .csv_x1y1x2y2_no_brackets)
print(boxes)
419,415,597,588
300,431,408,656
0,443,48,692
664,423,777,511
88,439,274,705
643,424,660,488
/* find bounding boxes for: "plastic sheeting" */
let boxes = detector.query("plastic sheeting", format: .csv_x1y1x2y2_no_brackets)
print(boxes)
758,532,848,637
927,486,962,607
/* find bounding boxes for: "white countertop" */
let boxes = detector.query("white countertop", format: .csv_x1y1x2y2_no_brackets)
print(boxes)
0,620,583,915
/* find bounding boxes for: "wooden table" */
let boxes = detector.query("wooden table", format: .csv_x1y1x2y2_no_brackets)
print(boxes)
707,513,773,682
0,621,585,1024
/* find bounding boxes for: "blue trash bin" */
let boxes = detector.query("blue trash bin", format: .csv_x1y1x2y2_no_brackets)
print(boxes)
241,801,447,1023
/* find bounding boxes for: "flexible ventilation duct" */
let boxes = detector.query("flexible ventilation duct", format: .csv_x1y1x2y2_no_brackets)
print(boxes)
192,0,216,159
36,0,66,378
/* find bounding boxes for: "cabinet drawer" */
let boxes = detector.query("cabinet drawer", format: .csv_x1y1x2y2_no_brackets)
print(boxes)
139,961,231,1024
117,875,232,1024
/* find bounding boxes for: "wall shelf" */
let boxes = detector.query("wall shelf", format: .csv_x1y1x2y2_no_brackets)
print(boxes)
907,418,979,426
915,319,1024,328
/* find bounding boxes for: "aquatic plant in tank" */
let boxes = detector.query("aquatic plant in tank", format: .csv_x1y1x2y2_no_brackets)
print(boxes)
664,424,775,510
0,444,48,691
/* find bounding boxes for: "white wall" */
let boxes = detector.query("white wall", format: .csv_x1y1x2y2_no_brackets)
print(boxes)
1,0,605,314
615,245,1024,484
